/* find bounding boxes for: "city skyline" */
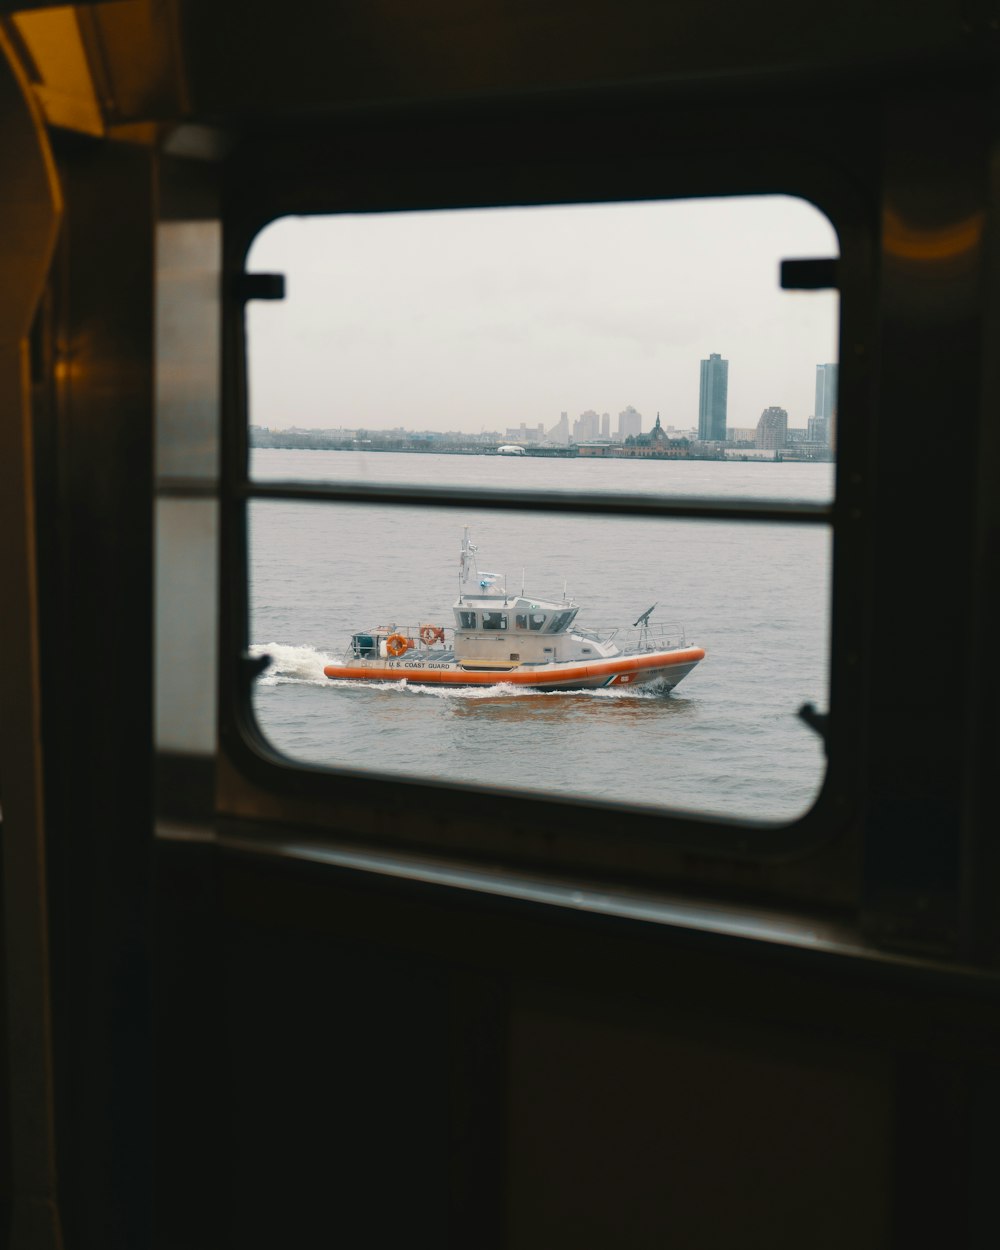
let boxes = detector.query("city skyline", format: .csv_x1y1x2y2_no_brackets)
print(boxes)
246,196,839,433
255,365,833,445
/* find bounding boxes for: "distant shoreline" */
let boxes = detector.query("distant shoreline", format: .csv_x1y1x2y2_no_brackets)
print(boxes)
253,440,577,457
250,440,833,463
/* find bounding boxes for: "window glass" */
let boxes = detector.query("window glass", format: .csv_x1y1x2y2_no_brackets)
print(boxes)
243,196,838,826
547,611,575,634
512,612,549,631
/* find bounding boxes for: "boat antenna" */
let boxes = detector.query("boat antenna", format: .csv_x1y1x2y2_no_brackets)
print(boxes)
459,526,470,602
521,568,525,596
633,603,657,628
459,525,480,603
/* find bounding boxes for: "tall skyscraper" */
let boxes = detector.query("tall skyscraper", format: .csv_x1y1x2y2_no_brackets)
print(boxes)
756,405,788,449
573,409,600,442
699,353,729,441
547,411,570,445
815,363,838,446
617,405,642,440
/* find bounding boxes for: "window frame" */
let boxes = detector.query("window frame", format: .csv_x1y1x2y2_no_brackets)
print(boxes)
212,98,874,910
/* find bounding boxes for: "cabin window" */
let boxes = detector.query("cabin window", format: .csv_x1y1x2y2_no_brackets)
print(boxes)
546,611,574,634
233,190,842,858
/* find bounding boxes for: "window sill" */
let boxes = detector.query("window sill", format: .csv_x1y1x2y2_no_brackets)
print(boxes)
154,817,1000,989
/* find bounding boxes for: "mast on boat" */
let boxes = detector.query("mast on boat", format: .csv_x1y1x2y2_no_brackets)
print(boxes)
459,526,477,601
459,527,504,600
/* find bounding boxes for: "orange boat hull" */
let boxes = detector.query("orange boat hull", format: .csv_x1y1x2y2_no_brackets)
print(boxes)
323,646,705,691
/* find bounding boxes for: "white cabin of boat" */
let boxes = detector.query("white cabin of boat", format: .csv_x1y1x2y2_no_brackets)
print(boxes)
451,590,616,668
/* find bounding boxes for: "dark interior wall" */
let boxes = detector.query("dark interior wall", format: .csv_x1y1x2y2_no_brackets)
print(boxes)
507,985,890,1249
33,134,155,1250
152,840,1000,1250
154,842,510,1250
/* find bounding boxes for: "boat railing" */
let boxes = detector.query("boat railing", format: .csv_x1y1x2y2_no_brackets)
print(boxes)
349,624,457,658
590,622,688,651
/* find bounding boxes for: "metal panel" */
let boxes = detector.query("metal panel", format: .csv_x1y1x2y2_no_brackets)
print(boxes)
85,0,187,123
181,0,983,118
154,156,221,756
861,90,989,954
959,87,1000,964
155,495,218,753
155,214,221,480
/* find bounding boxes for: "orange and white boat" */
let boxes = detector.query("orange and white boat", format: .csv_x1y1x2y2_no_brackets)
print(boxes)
323,529,705,692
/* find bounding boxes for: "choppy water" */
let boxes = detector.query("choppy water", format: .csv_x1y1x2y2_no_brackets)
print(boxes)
248,449,833,823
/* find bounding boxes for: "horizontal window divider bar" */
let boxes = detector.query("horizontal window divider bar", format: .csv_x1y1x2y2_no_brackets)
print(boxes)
237,480,833,523
156,477,219,498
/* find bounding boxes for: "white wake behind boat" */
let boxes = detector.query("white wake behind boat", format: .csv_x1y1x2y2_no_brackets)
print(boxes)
323,529,705,692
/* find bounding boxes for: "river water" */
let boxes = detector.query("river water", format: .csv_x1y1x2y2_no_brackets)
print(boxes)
248,449,833,824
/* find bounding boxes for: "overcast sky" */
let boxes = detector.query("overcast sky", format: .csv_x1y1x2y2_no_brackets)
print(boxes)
245,196,839,434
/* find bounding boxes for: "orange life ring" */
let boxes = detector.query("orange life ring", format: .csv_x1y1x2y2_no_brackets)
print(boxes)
385,633,410,657
420,625,445,646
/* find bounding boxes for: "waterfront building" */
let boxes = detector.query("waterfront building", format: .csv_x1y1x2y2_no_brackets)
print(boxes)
724,447,778,460
756,405,788,449
577,442,623,457
698,352,729,441
504,423,545,443
687,440,726,459
781,442,834,462
620,415,691,458
601,412,610,439
807,415,828,443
